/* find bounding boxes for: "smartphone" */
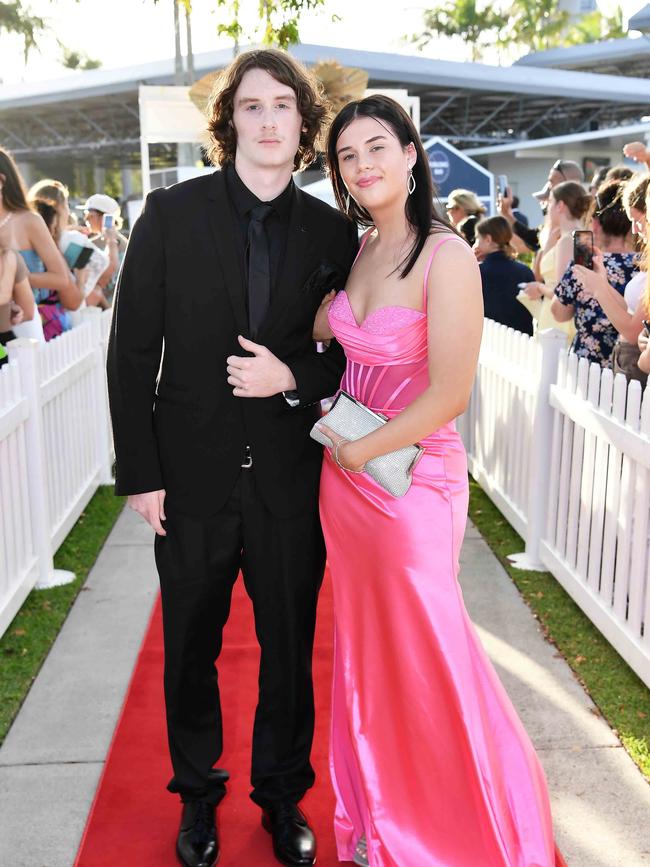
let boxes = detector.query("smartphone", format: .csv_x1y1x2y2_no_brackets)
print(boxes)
102,213,114,230
573,230,594,269
498,174,508,196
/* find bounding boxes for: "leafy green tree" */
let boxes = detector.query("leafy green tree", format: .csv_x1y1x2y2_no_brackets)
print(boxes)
215,0,329,52
502,0,569,54
564,4,626,45
0,1,46,60
411,0,508,62
1,0,101,69
414,0,627,60
60,47,102,71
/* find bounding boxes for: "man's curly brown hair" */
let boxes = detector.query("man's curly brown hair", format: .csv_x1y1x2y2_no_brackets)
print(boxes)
205,49,327,172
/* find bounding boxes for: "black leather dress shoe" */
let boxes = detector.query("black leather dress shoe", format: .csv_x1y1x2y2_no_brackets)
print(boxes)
176,800,220,867
262,802,316,866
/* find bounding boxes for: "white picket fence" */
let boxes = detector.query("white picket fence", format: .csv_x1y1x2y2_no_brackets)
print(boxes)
457,320,650,689
2,310,649,687
0,308,113,639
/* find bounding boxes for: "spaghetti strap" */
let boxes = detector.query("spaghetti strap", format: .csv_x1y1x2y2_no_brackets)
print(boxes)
422,234,462,311
352,227,375,267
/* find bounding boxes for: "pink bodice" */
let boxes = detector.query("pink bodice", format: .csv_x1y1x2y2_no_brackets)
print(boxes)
328,232,464,438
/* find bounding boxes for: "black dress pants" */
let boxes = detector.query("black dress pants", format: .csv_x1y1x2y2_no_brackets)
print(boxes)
154,467,325,808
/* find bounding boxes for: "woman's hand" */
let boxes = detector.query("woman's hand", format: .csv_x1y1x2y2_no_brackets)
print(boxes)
638,330,649,353
316,421,366,473
313,290,336,342
623,141,650,165
521,281,546,300
573,252,608,300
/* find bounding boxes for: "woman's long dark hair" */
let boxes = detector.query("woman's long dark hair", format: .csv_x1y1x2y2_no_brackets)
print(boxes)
0,147,30,212
326,94,457,278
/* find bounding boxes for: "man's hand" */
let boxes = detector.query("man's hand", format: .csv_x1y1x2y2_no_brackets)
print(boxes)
227,335,297,398
128,489,167,535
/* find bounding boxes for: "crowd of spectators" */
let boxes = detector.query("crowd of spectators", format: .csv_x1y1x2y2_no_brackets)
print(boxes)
0,147,127,359
2,136,650,386
480,140,650,384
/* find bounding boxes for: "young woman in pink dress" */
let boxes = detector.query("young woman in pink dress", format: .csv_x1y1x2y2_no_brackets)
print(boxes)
314,95,566,867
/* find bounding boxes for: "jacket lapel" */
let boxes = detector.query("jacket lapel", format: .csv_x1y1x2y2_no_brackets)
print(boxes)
261,185,317,339
206,170,249,336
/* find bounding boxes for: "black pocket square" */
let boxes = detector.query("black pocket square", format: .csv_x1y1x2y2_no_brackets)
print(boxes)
301,261,344,297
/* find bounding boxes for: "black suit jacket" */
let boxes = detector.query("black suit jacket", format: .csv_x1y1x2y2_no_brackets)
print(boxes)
107,170,358,518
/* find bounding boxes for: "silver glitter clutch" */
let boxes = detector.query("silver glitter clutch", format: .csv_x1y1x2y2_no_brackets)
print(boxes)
310,390,424,498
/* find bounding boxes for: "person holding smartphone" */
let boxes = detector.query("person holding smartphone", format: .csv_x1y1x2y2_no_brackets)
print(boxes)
551,179,637,367
79,193,127,306
573,173,648,384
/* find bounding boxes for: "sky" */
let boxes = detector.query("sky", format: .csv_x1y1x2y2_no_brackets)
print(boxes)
0,0,646,86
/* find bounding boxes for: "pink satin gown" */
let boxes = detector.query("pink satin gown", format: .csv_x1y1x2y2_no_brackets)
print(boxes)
320,233,566,867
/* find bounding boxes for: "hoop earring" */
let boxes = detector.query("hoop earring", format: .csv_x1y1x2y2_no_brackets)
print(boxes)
407,171,416,195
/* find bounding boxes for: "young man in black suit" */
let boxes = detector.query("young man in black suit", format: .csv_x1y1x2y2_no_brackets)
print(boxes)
107,49,357,867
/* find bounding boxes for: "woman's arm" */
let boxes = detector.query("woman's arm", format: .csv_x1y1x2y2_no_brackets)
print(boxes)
96,229,120,289
25,213,74,294
331,239,483,469
0,249,16,305
550,296,575,322
13,273,35,320
574,256,640,342
554,234,574,284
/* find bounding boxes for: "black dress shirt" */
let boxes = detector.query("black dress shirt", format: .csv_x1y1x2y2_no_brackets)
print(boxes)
224,160,293,305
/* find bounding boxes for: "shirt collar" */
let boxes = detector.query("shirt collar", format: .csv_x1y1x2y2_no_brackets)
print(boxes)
224,161,294,222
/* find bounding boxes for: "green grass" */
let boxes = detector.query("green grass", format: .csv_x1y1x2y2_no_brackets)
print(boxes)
469,479,650,782
0,486,125,746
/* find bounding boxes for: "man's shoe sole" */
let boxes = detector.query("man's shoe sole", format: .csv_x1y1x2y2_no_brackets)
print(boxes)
176,845,220,867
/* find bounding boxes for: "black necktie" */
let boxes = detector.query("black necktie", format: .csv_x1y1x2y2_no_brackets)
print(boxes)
247,203,273,337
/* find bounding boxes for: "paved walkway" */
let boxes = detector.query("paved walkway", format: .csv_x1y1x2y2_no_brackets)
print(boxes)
1,507,649,866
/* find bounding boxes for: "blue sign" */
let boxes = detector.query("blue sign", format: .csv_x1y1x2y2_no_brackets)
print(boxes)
429,150,450,186
424,137,492,201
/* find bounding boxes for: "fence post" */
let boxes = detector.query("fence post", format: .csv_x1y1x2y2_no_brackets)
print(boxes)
7,338,75,589
80,307,114,485
508,328,566,572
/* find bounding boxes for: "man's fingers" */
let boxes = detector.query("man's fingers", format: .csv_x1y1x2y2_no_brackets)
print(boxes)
237,335,267,355
151,516,166,536
227,374,247,387
158,490,166,522
226,357,250,371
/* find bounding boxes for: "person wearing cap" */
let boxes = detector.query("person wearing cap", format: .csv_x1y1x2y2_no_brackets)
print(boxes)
79,193,127,306
499,159,585,253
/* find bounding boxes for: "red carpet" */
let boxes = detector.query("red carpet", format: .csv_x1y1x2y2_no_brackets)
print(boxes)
74,572,345,866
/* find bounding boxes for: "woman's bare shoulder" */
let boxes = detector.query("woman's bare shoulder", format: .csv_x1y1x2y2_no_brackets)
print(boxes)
423,229,473,265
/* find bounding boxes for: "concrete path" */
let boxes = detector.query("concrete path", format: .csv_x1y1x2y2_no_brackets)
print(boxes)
1,508,649,866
